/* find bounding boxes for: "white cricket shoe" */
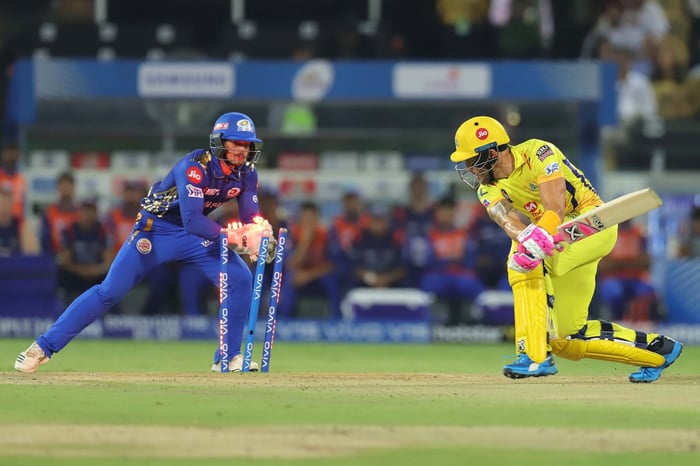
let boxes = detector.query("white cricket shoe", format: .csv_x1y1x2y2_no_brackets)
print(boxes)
211,354,259,373
14,341,50,373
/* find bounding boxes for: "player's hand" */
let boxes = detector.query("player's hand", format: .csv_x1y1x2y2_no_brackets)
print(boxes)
508,251,541,274
227,216,273,258
516,224,556,259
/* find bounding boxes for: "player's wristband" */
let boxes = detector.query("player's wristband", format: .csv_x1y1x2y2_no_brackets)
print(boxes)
536,210,561,235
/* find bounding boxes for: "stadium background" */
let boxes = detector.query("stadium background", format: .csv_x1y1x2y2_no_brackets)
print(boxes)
1,0,699,344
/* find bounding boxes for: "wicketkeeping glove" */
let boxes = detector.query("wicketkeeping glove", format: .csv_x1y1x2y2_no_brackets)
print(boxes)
227,216,274,260
516,223,556,260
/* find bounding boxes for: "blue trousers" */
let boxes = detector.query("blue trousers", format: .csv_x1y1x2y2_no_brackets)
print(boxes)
37,218,252,363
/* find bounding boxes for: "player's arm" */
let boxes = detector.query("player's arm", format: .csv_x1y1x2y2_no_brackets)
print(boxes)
175,164,222,241
536,177,566,234
487,200,529,241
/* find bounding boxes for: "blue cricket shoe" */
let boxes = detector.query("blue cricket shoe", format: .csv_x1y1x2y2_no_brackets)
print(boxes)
503,353,558,379
629,336,683,383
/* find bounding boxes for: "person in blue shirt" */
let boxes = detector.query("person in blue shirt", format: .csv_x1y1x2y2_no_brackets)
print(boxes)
15,112,274,373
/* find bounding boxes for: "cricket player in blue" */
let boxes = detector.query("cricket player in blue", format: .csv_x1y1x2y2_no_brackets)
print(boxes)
15,112,274,373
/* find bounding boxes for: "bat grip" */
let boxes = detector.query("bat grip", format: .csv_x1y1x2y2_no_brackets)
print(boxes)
552,233,565,252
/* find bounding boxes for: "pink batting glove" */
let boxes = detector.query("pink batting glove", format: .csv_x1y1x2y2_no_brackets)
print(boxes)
508,251,541,274
516,224,556,260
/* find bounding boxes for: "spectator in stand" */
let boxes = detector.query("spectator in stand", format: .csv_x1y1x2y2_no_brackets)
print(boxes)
0,140,25,221
420,197,487,325
351,204,406,289
596,220,659,322
679,205,700,258
56,199,114,305
394,172,435,288
328,188,369,298
650,34,694,120
257,186,288,236
0,187,39,256
279,201,339,319
106,180,147,253
489,0,554,58
40,171,79,255
601,41,660,128
580,0,668,62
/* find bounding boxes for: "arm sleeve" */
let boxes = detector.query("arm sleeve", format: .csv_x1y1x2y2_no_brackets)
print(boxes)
175,162,223,241
237,169,261,224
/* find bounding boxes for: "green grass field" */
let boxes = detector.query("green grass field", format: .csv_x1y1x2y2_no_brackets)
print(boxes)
1,339,698,466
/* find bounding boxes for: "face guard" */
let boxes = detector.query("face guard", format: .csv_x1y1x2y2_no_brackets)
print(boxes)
210,134,262,171
454,142,498,188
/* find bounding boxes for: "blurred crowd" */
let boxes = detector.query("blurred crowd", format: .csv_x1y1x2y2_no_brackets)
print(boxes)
4,146,698,323
3,0,700,324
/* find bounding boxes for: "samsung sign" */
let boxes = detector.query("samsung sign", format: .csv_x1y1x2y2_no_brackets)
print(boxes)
137,63,234,97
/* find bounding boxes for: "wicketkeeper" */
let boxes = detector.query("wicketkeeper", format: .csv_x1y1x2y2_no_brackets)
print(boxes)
15,112,276,373
449,116,683,383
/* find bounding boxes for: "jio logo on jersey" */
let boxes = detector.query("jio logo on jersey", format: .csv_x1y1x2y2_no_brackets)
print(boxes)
476,128,489,140
187,167,203,184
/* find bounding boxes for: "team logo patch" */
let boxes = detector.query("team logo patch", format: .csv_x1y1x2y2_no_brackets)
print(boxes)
475,128,489,140
536,145,553,161
226,188,241,198
187,166,203,184
213,122,229,131
236,119,253,132
136,238,152,254
481,199,490,208
186,184,204,198
544,162,560,176
524,201,538,213
529,183,538,191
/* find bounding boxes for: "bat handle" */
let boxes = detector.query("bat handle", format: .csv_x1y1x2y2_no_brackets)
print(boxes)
552,233,565,252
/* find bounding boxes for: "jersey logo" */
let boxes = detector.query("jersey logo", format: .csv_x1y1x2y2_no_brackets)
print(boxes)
136,238,152,254
226,188,241,198
213,122,229,130
536,145,553,161
476,128,489,140
186,184,204,198
545,162,560,176
187,167,203,184
524,201,538,213
205,188,220,196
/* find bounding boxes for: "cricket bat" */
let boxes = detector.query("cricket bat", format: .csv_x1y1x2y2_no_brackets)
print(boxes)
553,188,662,244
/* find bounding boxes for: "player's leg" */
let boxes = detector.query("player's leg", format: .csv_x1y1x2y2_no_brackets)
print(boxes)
16,231,162,372
182,238,253,372
503,235,557,379
503,262,558,378
548,229,682,382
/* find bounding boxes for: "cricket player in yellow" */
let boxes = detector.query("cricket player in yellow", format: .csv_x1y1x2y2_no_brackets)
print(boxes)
450,116,683,383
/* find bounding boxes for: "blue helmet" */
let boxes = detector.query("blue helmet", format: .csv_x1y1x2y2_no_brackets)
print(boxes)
209,112,262,167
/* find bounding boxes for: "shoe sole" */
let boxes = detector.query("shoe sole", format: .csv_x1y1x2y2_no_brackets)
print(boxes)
628,343,683,384
503,368,558,379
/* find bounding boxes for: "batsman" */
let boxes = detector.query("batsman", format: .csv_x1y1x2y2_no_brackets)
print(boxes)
15,112,276,373
450,116,683,383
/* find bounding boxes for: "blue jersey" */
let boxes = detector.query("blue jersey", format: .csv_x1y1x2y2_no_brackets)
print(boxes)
141,149,260,241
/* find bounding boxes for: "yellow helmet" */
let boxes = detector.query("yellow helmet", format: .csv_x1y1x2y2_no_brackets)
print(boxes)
450,116,510,163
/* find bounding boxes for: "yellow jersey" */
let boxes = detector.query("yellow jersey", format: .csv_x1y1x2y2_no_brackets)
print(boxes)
476,139,602,224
